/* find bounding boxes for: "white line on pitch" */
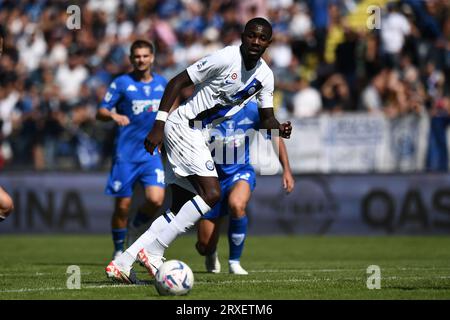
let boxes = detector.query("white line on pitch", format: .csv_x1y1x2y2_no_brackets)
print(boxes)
2,276,450,294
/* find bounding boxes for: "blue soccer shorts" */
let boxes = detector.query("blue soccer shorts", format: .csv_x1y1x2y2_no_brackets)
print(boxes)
202,165,256,220
105,157,165,197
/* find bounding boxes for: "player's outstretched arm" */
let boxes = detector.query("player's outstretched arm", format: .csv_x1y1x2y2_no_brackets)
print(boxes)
96,108,130,126
275,138,295,194
258,108,292,139
144,70,194,155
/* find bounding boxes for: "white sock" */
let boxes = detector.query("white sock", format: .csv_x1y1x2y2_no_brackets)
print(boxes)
128,210,175,256
115,211,175,269
147,195,211,256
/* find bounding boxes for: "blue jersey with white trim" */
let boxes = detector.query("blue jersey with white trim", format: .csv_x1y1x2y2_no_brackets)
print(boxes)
210,101,260,177
99,73,167,163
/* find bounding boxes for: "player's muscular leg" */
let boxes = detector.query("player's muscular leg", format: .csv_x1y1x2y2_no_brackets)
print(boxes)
170,184,196,213
112,197,132,229
138,186,165,217
196,218,221,256
187,175,221,208
228,181,252,219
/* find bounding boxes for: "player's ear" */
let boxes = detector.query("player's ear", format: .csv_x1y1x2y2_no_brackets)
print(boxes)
150,54,155,64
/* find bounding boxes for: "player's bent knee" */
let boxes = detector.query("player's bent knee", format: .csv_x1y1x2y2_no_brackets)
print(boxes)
149,197,164,208
202,188,221,208
229,202,247,218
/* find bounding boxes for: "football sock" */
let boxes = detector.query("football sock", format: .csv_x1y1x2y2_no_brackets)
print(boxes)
149,195,211,256
126,210,175,259
228,216,248,262
131,210,152,228
112,228,127,253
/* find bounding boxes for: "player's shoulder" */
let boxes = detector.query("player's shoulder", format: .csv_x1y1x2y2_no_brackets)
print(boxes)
258,58,273,75
211,45,239,62
110,73,133,88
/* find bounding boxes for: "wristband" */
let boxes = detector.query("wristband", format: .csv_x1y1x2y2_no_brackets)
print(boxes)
155,110,169,122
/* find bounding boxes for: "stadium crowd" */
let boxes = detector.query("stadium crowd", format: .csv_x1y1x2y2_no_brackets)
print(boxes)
0,0,448,171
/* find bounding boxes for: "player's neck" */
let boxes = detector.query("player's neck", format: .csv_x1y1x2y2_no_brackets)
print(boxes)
239,46,258,71
132,69,153,83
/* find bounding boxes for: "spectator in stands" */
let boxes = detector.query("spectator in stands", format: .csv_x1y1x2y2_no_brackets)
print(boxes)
0,0,448,172
321,73,353,113
291,75,322,118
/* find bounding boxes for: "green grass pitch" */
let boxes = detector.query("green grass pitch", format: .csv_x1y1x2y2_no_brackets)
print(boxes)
0,234,449,300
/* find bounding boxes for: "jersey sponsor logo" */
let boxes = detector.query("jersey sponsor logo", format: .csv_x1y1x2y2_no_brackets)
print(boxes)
104,91,113,103
126,84,138,91
205,160,215,171
155,168,165,184
132,99,160,115
143,85,151,96
237,117,254,126
154,84,165,92
230,233,245,246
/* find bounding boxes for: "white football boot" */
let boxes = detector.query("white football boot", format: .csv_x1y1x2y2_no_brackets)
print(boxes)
229,261,248,275
136,248,165,277
105,261,135,284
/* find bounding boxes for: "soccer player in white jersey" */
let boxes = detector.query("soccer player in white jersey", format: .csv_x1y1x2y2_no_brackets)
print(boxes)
106,17,292,283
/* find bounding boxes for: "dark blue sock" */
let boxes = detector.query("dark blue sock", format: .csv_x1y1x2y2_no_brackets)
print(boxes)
112,228,127,252
132,211,152,228
228,216,248,262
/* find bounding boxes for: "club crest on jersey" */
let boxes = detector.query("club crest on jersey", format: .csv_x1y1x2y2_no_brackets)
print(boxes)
205,160,215,171
143,85,151,96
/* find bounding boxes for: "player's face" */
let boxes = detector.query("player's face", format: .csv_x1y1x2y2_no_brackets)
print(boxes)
241,24,272,60
130,47,154,72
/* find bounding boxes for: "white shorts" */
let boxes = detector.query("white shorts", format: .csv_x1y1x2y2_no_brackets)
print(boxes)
163,111,217,193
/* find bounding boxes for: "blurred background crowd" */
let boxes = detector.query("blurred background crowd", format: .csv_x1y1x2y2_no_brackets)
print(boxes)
0,0,448,172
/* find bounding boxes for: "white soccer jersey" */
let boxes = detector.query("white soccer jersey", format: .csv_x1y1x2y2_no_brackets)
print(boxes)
173,45,274,128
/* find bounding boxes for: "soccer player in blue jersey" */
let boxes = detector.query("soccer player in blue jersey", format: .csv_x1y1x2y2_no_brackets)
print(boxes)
106,18,292,283
199,101,295,274
97,40,167,259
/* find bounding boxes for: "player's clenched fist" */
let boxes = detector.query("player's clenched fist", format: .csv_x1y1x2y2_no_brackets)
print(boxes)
279,121,292,139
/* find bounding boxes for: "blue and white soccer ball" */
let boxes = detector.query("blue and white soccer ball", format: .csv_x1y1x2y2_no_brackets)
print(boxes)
155,260,194,296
